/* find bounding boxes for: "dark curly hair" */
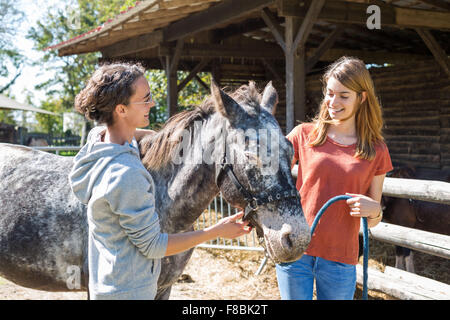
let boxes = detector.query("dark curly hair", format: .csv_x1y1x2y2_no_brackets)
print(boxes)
74,62,146,126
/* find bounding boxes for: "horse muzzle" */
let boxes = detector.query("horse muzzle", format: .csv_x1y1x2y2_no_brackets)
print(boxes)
257,209,311,264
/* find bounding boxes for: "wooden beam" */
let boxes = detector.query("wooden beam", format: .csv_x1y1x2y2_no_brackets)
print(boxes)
159,42,284,59
101,30,163,57
158,0,220,10
277,0,450,30
213,18,267,40
163,0,274,42
195,74,209,91
138,42,429,65
415,28,450,78
418,0,450,11
277,0,395,24
169,38,184,75
306,25,344,73
179,61,210,91
291,0,325,52
319,48,430,65
177,58,211,91
261,8,286,53
261,58,284,83
396,7,450,30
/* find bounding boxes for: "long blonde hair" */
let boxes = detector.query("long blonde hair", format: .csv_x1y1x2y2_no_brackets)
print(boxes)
309,56,384,160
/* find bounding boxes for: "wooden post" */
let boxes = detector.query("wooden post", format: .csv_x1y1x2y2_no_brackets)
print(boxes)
166,58,178,118
275,0,325,133
165,39,184,118
284,17,295,133
284,17,304,134
295,45,306,126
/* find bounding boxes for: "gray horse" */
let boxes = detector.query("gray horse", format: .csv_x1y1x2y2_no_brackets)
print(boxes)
0,81,310,299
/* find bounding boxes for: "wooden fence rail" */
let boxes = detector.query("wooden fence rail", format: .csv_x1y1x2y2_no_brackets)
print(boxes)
382,177,450,205
362,222,450,260
292,165,450,205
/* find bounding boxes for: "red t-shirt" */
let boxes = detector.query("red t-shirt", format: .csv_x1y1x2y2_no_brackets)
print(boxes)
287,123,393,265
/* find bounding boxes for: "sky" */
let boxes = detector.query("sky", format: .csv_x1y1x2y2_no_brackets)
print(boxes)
7,0,67,106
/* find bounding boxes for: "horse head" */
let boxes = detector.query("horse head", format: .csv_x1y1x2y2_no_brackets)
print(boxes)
208,80,310,263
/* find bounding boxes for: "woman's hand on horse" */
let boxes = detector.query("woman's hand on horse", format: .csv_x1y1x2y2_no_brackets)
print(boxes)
207,211,252,239
345,193,381,219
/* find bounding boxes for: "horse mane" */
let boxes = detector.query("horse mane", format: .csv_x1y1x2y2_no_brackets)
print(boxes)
139,82,262,170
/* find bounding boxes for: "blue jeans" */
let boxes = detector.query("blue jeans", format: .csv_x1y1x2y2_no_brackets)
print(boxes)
276,254,356,300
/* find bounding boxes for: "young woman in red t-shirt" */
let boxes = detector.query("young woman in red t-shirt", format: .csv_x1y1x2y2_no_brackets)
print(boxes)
276,56,393,300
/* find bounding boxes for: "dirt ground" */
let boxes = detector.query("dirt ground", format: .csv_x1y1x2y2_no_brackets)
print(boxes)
0,240,448,300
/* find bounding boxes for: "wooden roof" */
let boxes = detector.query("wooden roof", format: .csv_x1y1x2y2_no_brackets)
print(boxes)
48,0,450,64
0,94,59,116
47,0,226,55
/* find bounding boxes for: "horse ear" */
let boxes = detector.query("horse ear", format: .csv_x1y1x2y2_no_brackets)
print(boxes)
211,80,242,121
260,81,278,115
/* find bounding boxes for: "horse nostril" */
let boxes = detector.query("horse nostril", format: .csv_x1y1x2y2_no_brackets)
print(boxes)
280,224,293,250
281,233,293,250
280,224,294,251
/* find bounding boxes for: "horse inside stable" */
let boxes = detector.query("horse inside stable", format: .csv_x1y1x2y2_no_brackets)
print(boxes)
380,166,450,273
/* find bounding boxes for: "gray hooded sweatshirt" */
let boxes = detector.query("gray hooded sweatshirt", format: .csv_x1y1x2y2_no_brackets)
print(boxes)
69,126,168,300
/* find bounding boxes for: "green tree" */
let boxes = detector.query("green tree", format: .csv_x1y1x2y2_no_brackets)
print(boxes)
0,0,25,94
28,0,213,133
27,0,137,134
34,98,64,135
146,70,211,130
28,0,136,110
0,110,16,125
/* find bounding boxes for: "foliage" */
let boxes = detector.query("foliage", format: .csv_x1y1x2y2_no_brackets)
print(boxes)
0,110,16,126
146,70,211,130
27,0,212,134
27,0,136,111
34,98,64,135
0,0,25,94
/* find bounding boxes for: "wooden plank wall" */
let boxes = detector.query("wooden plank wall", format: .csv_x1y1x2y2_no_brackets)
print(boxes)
371,61,450,171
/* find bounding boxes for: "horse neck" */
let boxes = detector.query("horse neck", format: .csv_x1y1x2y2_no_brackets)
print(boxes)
150,116,222,233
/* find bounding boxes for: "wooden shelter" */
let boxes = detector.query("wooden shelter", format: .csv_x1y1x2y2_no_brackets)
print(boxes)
0,94,59,116
47,0,450,171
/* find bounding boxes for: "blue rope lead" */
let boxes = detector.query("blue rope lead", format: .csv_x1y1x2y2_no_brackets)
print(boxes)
311,195,369,300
